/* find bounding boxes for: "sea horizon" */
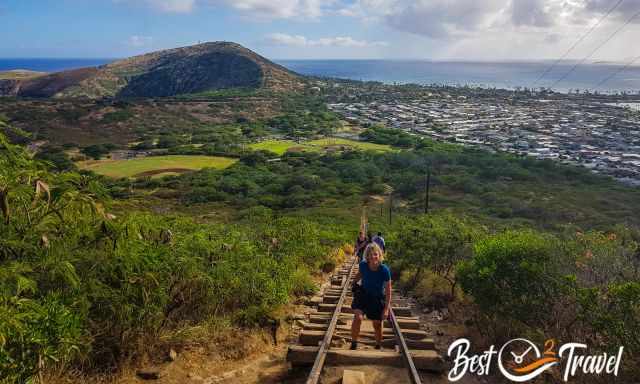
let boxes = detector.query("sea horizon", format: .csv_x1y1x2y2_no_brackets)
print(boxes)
2,58,640,94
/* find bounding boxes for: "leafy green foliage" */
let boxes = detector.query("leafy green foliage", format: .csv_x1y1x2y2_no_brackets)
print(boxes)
100,109,134,125
0,294,84,384
267,94,341,138
389,213,476,295
34,145,76,172
457,230,564,327
132,143,640,231
81,143,117,160
360,125,418,148
0,130,348,381
452,228,640,379
176,87,269,100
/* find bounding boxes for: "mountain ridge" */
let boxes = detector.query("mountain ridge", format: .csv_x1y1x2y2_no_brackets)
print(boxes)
0,42,304,99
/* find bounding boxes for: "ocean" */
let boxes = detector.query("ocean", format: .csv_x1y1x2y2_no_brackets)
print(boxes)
278,60,640,94
1,58,639,94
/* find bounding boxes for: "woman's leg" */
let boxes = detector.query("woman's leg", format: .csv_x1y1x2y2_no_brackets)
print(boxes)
351,309,364,349
372,320,383,347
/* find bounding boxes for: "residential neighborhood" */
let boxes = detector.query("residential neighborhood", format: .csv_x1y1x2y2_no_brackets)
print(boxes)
327,85,640,185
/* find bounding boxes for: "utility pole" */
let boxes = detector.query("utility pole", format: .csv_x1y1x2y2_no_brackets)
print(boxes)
389,193,393,225
425,167,431,214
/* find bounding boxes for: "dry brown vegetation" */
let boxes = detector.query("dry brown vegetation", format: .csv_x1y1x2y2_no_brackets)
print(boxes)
0,97,284,146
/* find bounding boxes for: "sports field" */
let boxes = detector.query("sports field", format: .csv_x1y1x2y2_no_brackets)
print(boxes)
249,140,299,155
250,138,393,155
307,138,393,152
78,155,237,178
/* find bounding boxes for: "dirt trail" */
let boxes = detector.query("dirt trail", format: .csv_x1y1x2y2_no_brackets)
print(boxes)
112,273,503,384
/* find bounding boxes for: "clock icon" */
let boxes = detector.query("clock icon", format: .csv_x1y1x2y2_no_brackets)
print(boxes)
498,338,559,382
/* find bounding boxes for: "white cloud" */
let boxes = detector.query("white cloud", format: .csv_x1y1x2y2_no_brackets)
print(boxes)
127,0,336,18
126,35,153,47
511,0,553,27
336,0,629,38
336,0,397,19
123,0,195,12
584,0,640,23
264,33,388,47
265,33,309,46
385,0,505,38
228,0,334,19
115,0,640,61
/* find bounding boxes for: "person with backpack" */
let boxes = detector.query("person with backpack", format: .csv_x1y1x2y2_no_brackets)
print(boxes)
372,232,385,252
350,242,391,350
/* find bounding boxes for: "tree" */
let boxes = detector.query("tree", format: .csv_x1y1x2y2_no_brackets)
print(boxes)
390,213,475,295
81,143,116,160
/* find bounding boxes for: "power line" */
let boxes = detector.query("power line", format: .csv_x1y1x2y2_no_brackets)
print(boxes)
594,55,640,89
551,7,640,89
533,0,625,87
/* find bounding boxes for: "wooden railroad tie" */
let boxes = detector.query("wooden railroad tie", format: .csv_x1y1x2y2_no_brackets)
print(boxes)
287,346,444,372
289,245,446,383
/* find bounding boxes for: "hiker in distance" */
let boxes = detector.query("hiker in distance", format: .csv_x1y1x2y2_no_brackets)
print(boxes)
350,242,392,350
354,230,369,262
372,231,385,252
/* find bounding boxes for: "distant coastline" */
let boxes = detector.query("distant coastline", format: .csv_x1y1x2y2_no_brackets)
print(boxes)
1,58,639,94
277,60,640,94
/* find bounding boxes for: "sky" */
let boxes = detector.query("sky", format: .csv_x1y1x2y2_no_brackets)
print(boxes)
1,0,639,61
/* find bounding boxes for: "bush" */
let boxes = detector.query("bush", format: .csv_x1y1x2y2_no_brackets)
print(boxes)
457,230,563,328
81,143,117,160
35,146,76,171
0,295,84,383
290,268,317,296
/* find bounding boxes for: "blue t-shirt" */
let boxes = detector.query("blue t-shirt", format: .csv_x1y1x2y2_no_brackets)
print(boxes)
359,261,391,298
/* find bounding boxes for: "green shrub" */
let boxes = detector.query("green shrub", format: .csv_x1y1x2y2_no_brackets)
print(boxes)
457,230,563,328
81,143,117,160
0,295,84,384
290,268,317,297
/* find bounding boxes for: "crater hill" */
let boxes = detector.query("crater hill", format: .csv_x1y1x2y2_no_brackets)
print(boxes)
0,42,303,99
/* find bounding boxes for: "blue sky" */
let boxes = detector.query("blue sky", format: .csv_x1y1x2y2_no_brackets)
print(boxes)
1,0,639,61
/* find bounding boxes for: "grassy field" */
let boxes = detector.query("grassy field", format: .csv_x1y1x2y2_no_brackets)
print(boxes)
78,155,237,178
0,70,46,80
307,138,393,152
250,138,393,155
249,140,303,155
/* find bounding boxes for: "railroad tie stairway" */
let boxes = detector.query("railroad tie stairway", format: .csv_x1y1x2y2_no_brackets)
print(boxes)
287,254,445,383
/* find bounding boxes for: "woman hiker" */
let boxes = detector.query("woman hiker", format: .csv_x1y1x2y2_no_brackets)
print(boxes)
350,242,392,350
354,230,368,262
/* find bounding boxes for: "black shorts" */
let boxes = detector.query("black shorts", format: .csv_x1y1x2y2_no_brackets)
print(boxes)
351,288,385,320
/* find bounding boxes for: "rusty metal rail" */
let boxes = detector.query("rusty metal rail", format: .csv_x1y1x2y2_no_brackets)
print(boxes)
304,209,424,383
390,309,422,384
305,256,359,384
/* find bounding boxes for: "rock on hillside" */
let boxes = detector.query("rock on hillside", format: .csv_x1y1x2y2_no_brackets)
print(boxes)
0,42,303,99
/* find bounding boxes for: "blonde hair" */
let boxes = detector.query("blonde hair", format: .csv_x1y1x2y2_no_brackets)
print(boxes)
364,242,384,261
